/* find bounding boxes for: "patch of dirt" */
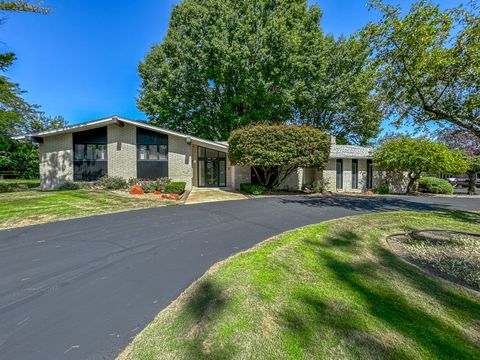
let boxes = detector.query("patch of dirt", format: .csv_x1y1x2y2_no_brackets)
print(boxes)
387,230,480,291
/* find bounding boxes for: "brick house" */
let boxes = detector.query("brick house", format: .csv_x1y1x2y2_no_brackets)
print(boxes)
19,116,406,192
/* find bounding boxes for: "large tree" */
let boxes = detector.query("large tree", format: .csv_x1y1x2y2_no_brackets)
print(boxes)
228,125,330,189
373,136,469,194
0,1,50,136
437,127,480,195
365,0,480,139
138,0,381,143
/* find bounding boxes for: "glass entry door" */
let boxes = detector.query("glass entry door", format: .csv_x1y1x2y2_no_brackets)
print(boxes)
198,146,227,187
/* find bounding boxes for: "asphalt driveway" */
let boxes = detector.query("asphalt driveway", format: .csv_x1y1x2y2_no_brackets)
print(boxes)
0,195,478,359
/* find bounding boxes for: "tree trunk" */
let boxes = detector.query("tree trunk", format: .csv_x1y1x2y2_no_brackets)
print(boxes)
467,171,477,195
406,173,419,194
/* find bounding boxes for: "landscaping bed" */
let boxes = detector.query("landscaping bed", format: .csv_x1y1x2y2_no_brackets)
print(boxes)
119,211,480,360
388,230,480,291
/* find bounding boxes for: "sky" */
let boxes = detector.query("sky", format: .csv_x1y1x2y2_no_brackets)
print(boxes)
1,0,464,129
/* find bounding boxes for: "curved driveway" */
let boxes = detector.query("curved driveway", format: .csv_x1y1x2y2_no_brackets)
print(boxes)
0,195,478,359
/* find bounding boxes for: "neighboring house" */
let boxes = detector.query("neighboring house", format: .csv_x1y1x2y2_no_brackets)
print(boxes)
18,116,406,192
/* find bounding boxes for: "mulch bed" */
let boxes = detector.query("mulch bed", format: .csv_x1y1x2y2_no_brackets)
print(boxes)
387,230,480,292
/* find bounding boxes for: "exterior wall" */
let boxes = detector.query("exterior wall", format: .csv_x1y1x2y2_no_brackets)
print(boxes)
323,159,337,192
192,144,198,187
322,158,369,193
372,168,409,194
168,134,193,189
231,166,251,190
278,168,304,191
107,123,137,180
39,133,74,190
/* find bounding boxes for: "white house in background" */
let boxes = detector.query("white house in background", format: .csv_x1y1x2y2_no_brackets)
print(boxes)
18,116,407,192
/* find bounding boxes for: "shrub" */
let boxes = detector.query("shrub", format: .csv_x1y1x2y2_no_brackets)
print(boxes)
164,182,186,195
304,179,330,193
129,178,171,193
240,183,267,195
373,184,390,194
58,182,80,191
96,176,128,190
418,177,454,194
0,182,29,193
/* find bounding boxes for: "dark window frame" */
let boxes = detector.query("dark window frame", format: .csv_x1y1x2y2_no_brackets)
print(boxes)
367,159,373,189
137,144,168,161
336,159,343,189
136,128,169,180
72,127,108,181
352,159,358,189
197,146,227,187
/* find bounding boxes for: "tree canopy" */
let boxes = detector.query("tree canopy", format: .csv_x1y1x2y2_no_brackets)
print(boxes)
373,136,469,193
228,124,330,189
138,0,382,144
364,0,480,139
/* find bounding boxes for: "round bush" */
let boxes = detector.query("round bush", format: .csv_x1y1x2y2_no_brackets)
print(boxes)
418,177,454,194
373,184,390,194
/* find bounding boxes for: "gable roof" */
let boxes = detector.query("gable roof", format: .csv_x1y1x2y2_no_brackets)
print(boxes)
329,144,373,159
16,116,228,151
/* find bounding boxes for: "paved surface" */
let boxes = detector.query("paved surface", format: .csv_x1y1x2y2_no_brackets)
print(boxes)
0,195,478,360
185,187,247,204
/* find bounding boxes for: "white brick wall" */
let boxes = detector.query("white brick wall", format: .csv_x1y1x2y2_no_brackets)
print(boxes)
39,133,73,190
231,166,251,189
168,134,193,189
107,123,137,180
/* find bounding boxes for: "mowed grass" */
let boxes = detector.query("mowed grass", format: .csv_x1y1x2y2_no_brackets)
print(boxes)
120,211,480,360
0,189,177,230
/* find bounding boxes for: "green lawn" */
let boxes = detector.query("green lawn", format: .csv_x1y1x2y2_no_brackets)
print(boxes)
0,189,177,230
120,211,480,360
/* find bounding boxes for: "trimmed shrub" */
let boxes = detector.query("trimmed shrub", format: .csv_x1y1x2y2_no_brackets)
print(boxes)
373,184,390,194
0,182,29,193
58,182,80,191
240,183,267,195
164,182,186,195
418,177,454,194
96,176,128,190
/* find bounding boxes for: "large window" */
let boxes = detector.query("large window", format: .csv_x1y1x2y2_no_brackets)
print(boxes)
367,159,373,189
352,159,358,189
137,128,168,179
197,146,226,187
336,159,343,189
73,127,108,181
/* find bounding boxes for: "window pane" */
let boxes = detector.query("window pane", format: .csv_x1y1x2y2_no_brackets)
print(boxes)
206,149,217,158
86,144,96,160
159,145,168,160
138,145,148,160
219,160,226,186
198,147,206,158
336,159,343,189
149,145,159,160
218,151,226,158
95,144,107,160
74,144,85,160
198,160,205,186
352,160,358,189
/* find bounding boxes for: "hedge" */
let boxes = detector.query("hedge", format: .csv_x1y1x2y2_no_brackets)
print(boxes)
164,182,186,195
418,177,454,194
240,183,267,195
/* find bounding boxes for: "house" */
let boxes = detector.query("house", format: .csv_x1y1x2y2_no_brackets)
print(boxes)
19,116,406,192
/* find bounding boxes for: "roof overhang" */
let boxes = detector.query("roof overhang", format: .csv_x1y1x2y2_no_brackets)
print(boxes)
15,116,228,152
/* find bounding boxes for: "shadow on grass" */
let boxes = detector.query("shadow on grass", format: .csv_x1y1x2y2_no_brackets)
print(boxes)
280,229,480,359
182,279,238,360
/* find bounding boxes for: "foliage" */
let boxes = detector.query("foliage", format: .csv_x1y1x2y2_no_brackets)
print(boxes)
239,183,267,195
95,176,128,190
0,136,39,178
373,184,390,194
0,182,28,193
437,127,480,194
164,182,186,195
23,114,68,134
364,1,480,139
138,0,382,144
418,177,454,195
130,177,171,193
304,178,330,194
0,2,50,136
229,125,330,189
57,182,80,191
373,136,468,193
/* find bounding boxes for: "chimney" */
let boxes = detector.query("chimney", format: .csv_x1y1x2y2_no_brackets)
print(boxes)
330,136,336,145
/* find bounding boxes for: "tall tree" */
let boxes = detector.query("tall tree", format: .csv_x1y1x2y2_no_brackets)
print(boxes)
364,0,480,139
0,1,50,136
437,127,480,195
138,0,381,143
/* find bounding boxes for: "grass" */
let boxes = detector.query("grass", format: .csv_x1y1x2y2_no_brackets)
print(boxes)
0,189,178,230
119,211,480,360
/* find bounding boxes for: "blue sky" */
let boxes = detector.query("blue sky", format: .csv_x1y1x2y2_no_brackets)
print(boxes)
2,0,462,129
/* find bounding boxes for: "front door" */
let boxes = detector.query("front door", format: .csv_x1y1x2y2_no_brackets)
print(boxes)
205,159,219,187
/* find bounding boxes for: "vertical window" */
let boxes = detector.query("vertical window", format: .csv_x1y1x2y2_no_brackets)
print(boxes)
352,159,358,189
336,159,343,189
367,159,373,189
